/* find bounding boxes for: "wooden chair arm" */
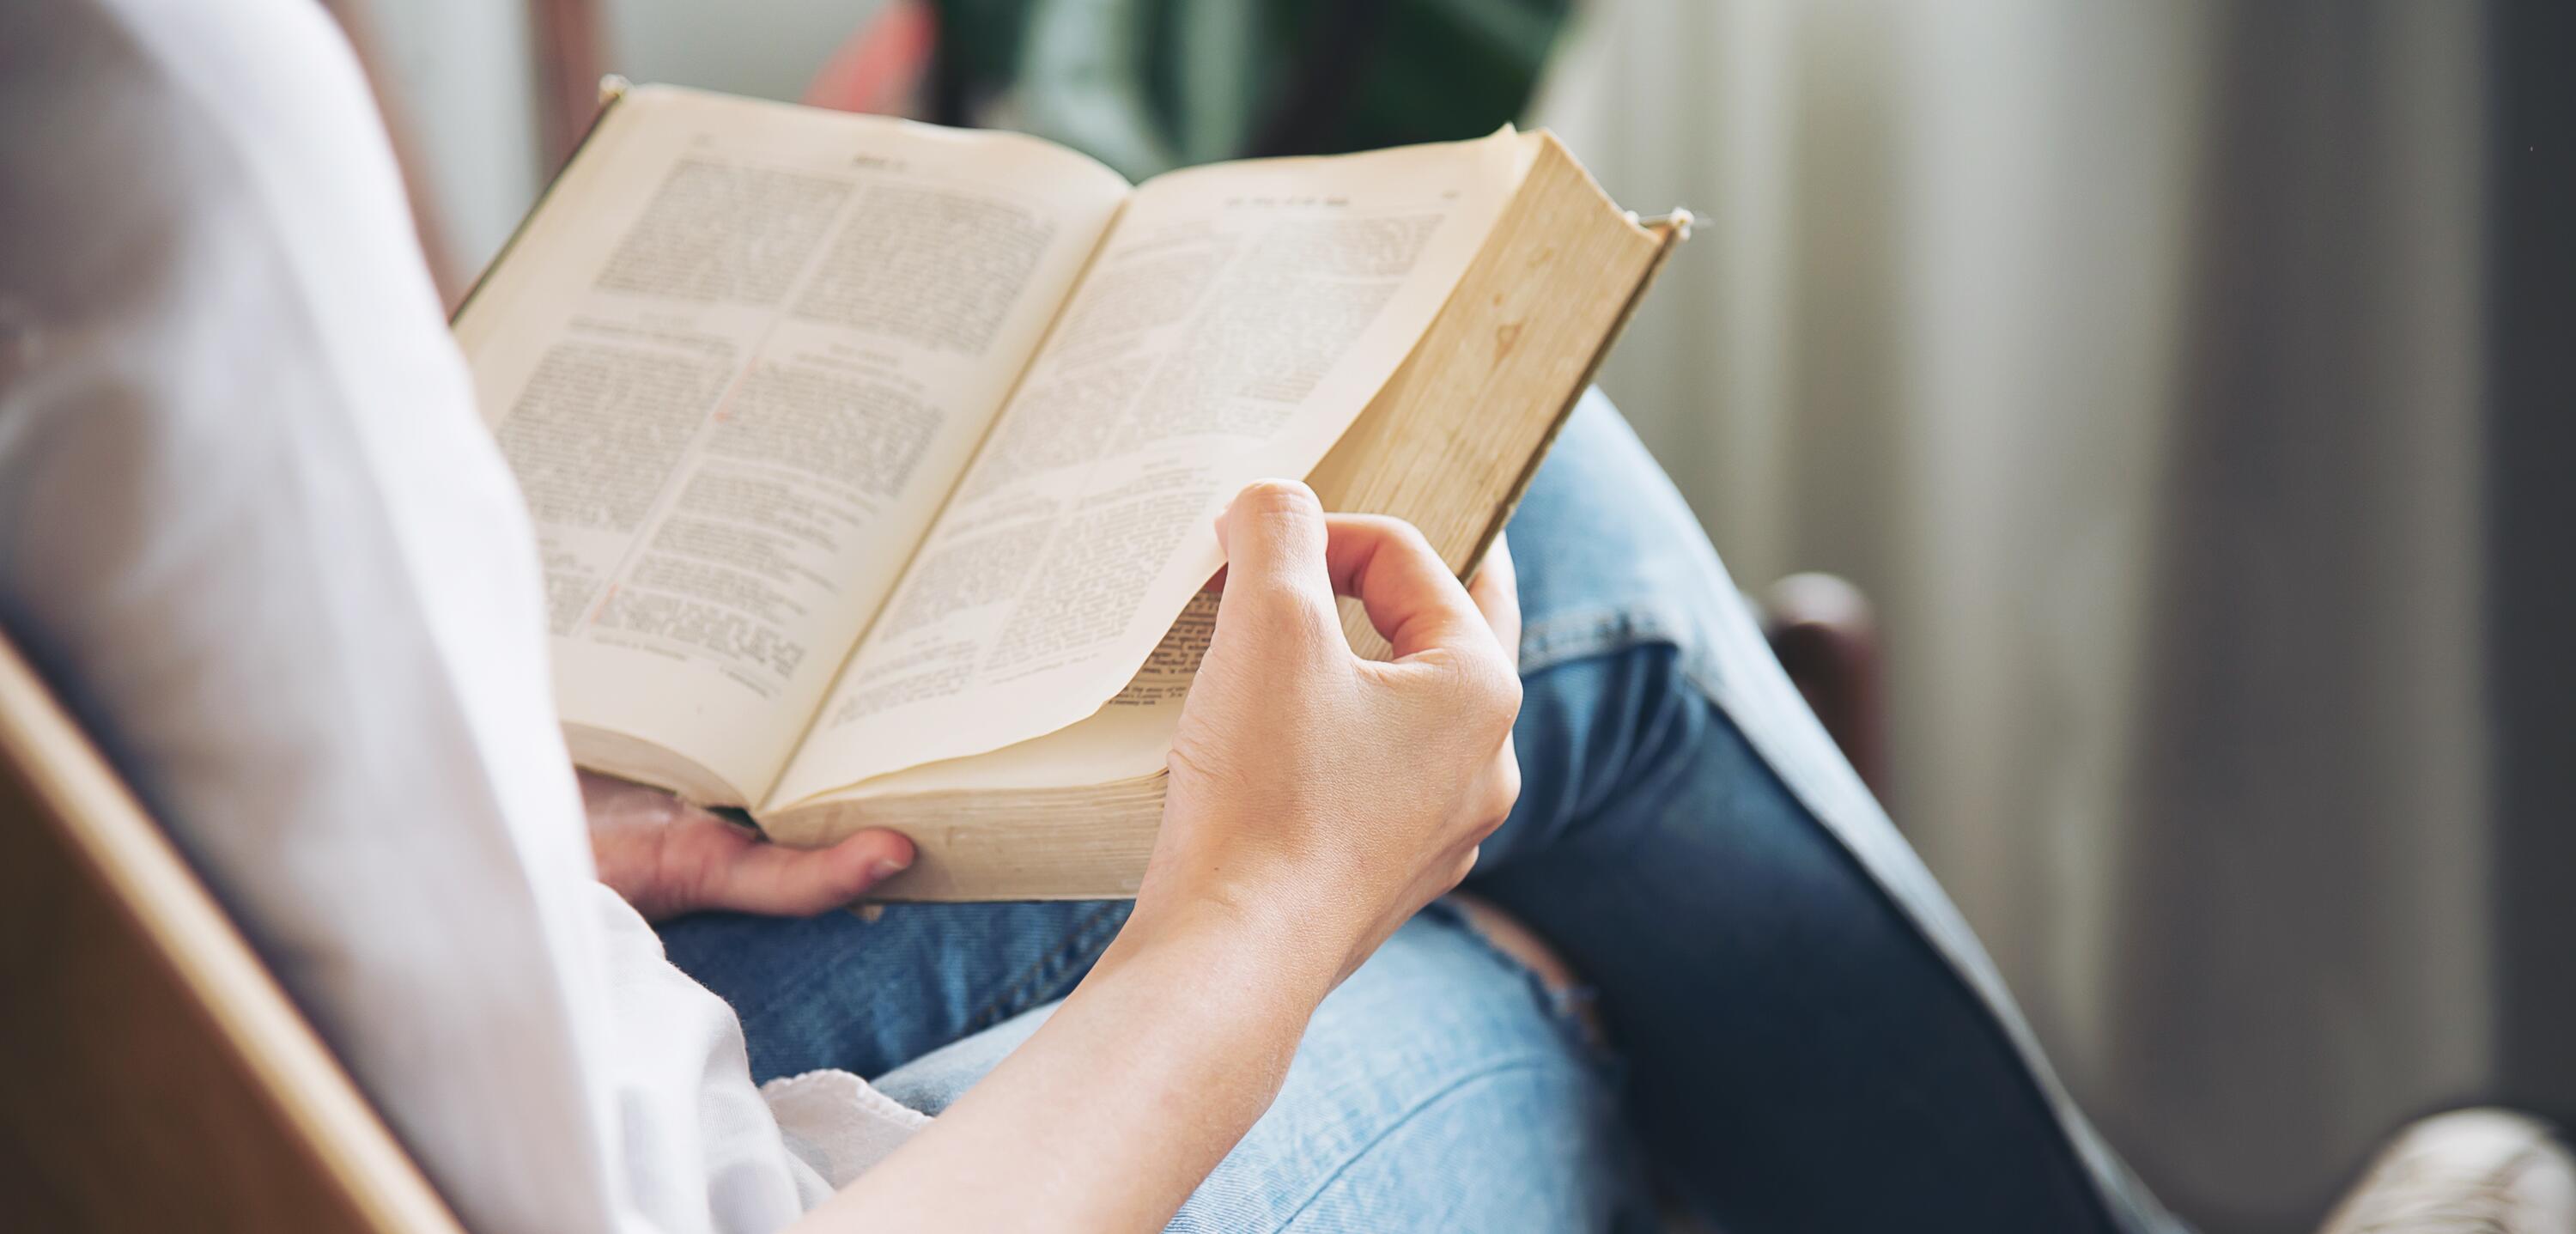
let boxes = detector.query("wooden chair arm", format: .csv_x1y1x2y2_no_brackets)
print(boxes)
0,635,459,1232
1759,572,1888,799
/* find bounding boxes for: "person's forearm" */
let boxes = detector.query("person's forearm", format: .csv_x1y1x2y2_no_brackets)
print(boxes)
788,897,1343,1232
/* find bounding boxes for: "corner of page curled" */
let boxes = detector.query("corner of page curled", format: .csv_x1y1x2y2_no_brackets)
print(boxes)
1631,209,1697,243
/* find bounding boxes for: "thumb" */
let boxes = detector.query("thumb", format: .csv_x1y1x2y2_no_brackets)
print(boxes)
1212,479,1342,655
702,827,914,918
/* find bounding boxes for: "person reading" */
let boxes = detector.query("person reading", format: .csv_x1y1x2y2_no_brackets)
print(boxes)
0,1,2178,1230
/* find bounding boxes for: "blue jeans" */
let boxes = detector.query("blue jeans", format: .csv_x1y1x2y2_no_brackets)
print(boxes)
663,392,2177,1232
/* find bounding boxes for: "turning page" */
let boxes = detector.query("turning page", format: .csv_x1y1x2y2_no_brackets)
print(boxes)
459,88,1129,804
769,128,1522,806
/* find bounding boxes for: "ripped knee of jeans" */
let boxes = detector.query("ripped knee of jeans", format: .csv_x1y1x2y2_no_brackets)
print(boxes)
1447,893,1607,1049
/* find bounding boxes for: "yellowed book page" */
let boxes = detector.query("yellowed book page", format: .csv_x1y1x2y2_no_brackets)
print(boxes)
459,86,1130,804
793,593,1212,813
766,130,1522,808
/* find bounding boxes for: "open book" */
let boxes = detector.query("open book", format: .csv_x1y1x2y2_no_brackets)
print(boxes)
456,84,1680,899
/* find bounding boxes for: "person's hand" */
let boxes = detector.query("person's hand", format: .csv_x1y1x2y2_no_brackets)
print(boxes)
1142,480,1523,985
791,495,1521,1231
579,770,914,922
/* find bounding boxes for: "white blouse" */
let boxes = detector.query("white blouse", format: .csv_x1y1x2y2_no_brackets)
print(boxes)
0,1,923,1230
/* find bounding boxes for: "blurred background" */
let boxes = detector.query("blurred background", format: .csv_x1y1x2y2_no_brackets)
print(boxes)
334,2,2571,1230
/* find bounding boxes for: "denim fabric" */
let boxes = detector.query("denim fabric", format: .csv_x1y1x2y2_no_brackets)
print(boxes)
1464,393,2177,1233
660,392,2178,1232
661,897,1129,1080
869,904,1646,1232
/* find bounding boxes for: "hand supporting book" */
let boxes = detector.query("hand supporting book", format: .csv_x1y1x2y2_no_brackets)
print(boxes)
579,768,914,921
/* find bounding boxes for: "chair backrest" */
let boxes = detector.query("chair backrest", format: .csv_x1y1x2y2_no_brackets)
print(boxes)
0,633,461,1232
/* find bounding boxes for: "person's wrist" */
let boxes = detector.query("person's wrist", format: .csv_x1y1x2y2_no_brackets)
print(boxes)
1124,832,1362,999
1103,892,1342,1022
